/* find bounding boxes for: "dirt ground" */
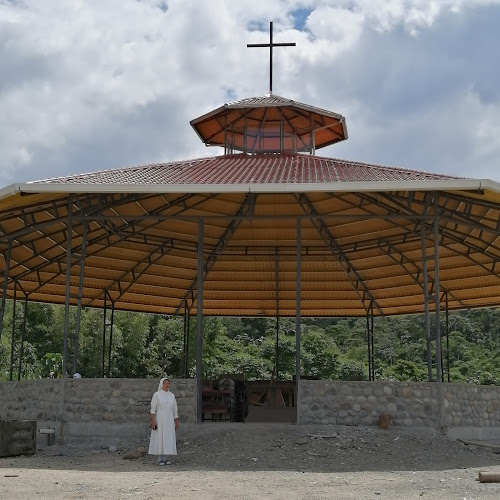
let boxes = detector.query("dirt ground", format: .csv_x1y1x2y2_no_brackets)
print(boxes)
2,422,500,499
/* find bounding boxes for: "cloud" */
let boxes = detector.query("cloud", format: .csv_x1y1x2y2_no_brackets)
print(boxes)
1,0,500,186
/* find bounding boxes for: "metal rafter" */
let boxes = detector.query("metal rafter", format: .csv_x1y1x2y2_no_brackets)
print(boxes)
174,193,257,315
385,191,500,244
359,191,500,272
84,241,173,307
377,238,465,307
6,192,210,290
294,193,383,315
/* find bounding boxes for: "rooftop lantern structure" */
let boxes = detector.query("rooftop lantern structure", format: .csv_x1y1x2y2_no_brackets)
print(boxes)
190,22,348,155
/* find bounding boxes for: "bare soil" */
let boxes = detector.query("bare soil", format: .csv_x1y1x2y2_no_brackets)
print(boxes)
2,423,500,499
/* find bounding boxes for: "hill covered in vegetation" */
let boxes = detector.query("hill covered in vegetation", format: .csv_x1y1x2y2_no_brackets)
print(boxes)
1,301,500,384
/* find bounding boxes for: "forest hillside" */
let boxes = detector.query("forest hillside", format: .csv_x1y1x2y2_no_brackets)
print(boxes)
1,301,499,385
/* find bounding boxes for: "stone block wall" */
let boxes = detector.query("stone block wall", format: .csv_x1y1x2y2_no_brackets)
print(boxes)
0,378,196,445
297,380,500,433
441,383,500,428
3,378,500,443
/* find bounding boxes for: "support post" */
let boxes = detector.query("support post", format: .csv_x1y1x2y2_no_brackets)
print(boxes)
196,218,204,422
445,291,450,382
9,281,17,381
370,303,375,380
275,248,280,381
62,198,73,377
366,307,371,380
366,301,375,381
102,293,107,378
421,222,433,381
434,203,442,383
73,221,87,375
183,301,190,378
295,217,301,397
17,297,28,380
0,239,12,344
107,301,115,377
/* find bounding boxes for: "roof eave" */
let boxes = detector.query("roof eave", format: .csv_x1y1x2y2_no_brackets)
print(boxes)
13,178,496,195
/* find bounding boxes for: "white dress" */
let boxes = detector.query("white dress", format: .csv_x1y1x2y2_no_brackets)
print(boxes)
148,389,178,456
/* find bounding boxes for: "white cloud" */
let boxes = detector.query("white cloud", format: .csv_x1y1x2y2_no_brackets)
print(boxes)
1,0,500,185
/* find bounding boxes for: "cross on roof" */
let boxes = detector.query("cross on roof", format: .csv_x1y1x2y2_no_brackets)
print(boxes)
247,21,296,94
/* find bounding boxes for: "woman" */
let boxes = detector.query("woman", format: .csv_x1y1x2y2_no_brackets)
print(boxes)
148,377,179,465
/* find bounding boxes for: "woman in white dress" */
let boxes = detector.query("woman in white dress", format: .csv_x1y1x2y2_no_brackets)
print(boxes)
148,377,179,465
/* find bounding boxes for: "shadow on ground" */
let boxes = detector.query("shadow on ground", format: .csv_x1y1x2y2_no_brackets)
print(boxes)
2,423,500,473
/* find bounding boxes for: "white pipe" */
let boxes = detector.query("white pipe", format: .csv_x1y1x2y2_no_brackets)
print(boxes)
39,428,55,434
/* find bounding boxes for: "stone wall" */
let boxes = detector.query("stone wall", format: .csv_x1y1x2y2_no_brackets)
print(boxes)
3,378,500,444
298,380,500,438
0,378,196,446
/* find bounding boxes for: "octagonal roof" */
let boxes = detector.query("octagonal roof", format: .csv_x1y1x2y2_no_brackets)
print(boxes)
190,94,348,154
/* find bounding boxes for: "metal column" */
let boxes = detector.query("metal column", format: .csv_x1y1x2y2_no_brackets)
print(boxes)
73,221,88,375
183,301,190,379
421,222,433,381
295,217,301,398
107,302,115,377
102,293,107,378
366,301,375,381
445,292,450,382
0,239,12,343
275,248,280,381
433,205,443,383
17,297,28,380
196,219,204,422
9,281,17,381
62,198,74,377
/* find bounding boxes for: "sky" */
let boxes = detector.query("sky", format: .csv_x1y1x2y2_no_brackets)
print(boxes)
2,0,500,187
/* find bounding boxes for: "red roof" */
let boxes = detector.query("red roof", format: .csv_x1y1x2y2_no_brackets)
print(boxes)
30,153,459,186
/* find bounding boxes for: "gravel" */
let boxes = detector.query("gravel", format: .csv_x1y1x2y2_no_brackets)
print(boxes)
2,423,500,499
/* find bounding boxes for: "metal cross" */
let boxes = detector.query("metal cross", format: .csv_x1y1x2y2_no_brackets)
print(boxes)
247,21,296,94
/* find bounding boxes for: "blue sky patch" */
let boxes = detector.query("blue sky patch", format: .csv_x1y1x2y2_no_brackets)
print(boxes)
291,7,312,31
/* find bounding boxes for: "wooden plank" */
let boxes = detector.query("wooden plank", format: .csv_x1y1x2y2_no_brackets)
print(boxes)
479,472,500,483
